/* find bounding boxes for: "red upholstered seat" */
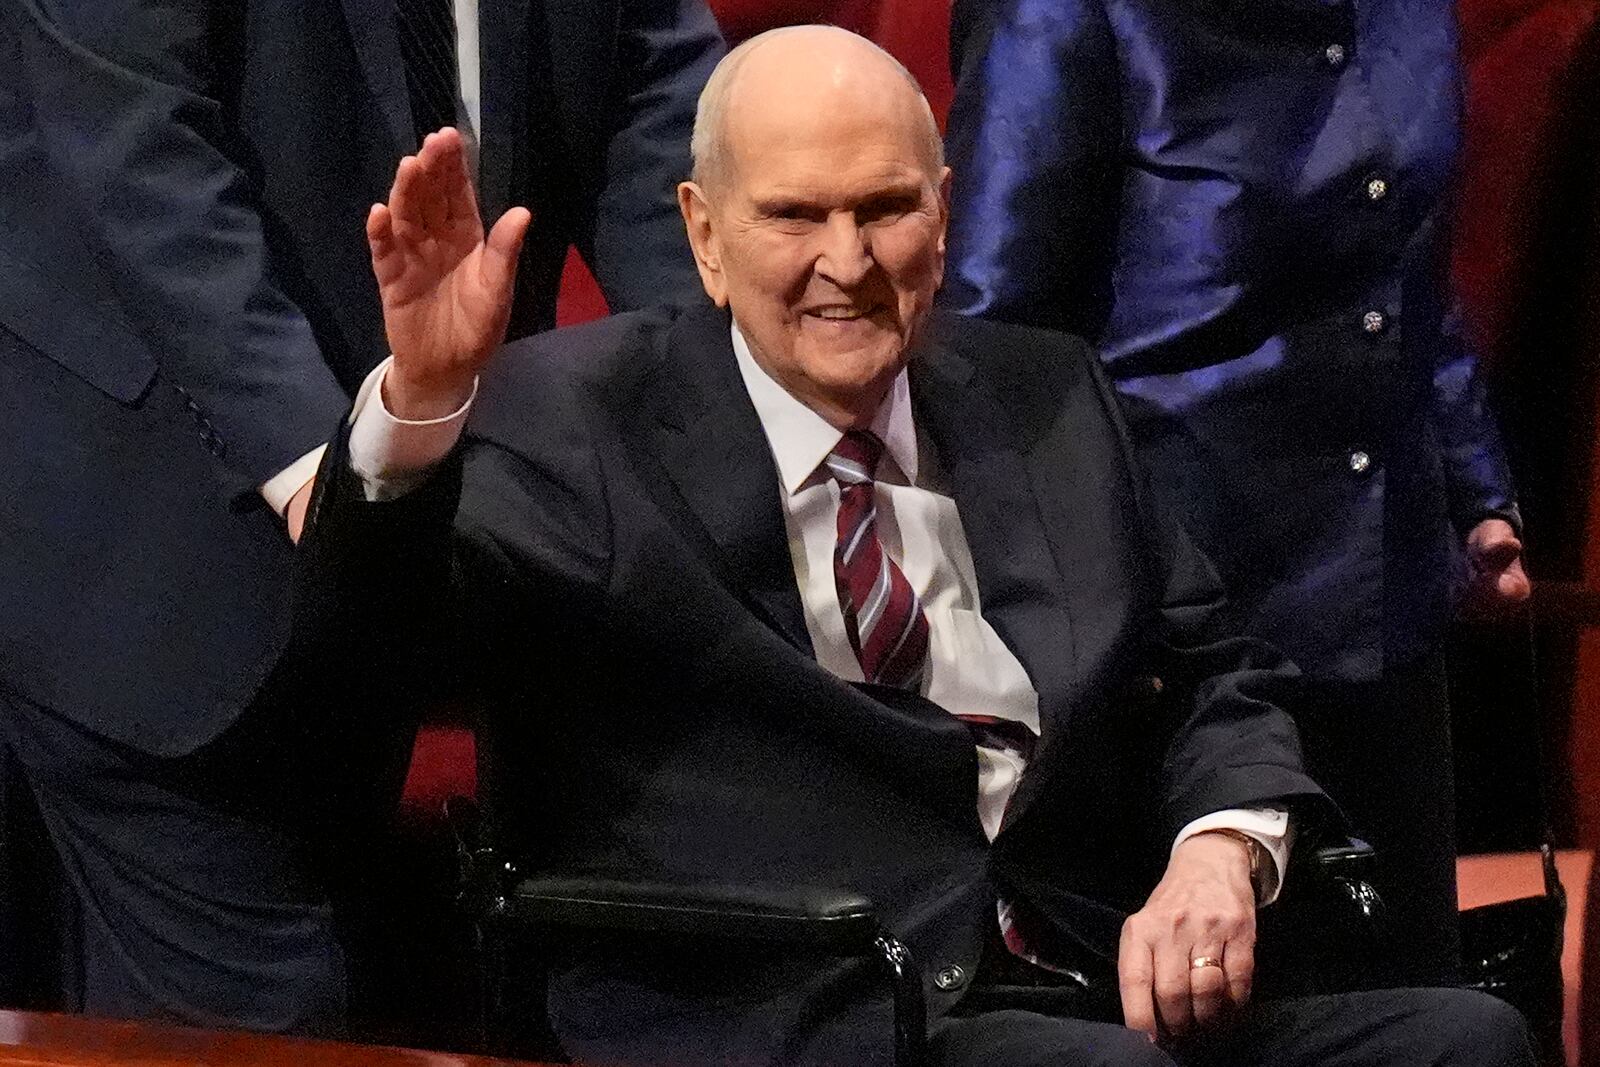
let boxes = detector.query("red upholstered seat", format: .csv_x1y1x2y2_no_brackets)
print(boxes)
397,724,476,822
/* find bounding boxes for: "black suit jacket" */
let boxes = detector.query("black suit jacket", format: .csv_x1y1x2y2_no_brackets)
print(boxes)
302,305,1327,1065
0,0,719,755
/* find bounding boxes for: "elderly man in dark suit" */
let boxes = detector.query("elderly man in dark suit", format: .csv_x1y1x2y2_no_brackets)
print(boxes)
302,24,1534,1067
0,0,719,1033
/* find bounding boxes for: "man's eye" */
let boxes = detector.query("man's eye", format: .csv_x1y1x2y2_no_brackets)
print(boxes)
858,199,914,224
769,205,822,223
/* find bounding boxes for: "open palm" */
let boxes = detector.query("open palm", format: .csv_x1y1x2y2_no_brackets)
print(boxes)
366,128,531,417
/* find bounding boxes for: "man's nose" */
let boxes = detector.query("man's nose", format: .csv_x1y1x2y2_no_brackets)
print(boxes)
814,213,872,288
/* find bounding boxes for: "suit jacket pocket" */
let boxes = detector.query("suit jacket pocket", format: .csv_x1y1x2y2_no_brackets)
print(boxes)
0,243,157,403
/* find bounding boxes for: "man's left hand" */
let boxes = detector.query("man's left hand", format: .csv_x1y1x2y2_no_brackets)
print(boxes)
1461,517,1531,619
1119,830,1256,1042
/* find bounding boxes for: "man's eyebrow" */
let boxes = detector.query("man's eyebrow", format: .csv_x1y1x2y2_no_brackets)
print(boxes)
753,180,927,213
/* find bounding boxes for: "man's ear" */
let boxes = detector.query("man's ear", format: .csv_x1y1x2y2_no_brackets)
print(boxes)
678,181,728,307
936,166,953,258
930,166,953,290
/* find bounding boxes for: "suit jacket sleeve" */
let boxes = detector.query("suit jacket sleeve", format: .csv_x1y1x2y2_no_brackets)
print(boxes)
1144,503,1332,846
296,372,615,703
573,0,723,314
940,0,1123,337
1079,355,1333,845
1433,302,1522,537
3,0,347,490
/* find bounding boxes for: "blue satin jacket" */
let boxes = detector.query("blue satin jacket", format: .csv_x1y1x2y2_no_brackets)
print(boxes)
942,0,1519,682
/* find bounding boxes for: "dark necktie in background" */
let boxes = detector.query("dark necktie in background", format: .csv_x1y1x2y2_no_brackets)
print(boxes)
396,0,460,145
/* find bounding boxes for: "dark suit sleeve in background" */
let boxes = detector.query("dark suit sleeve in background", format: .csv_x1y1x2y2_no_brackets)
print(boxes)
574,0,723,314
3,0,347,491
1433,303,1522,536
940,0,1122,338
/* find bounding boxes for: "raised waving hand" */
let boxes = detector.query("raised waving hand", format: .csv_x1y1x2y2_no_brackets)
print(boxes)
367,128,532,419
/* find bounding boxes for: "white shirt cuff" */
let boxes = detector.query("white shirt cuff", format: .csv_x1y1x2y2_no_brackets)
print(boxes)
347,357,477,501
260,445,327,516
1172,808,1293,906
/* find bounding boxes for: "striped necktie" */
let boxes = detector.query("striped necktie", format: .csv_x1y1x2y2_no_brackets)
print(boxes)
824,431,930,690
827,434,1064,975
396,0,460,144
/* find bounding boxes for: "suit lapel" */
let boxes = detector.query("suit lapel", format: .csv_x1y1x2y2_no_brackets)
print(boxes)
631,307,814,656
340,0,416,153
909,319,1081,824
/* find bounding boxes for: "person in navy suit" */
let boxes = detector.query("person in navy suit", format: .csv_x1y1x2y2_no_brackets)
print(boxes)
295,27,1535,1066
0,0,720,1032
942,0,1529,986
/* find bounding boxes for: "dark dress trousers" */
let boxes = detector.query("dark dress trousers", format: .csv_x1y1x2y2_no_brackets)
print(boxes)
298,304,1360,1065
0,0,719,1030
942,0,1518,984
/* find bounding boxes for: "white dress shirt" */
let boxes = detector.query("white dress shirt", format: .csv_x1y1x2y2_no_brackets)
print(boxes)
343,323,1293,900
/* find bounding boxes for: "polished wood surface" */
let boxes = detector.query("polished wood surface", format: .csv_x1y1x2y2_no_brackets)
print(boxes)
0,1012,553,1067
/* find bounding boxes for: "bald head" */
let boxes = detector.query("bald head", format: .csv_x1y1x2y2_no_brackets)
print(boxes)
690,25,943,196
675,24,951,430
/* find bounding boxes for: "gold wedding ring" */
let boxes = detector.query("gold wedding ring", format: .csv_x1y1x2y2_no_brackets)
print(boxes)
1189,956,1225,971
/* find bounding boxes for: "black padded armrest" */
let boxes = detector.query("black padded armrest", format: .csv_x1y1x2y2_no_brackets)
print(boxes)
1310,838,1378,876
508,876,881,950
1303,838,1384,921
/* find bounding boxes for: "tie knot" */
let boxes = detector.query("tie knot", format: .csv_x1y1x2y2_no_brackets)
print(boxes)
824,430,884,486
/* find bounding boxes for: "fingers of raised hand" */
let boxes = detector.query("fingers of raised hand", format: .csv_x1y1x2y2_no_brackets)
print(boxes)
387,130,476,252
479,207,533,293
366,203,400,283
388,154,428,246
433,129,482,234
414,131,457,239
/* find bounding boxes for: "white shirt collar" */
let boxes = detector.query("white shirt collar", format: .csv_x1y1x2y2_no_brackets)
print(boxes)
730,319,918,496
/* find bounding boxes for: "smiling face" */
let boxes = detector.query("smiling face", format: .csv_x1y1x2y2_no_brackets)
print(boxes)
679,30,950,429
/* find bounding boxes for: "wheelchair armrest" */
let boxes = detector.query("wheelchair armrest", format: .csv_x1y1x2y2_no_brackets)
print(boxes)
1310,837,1377,875
503,876,928,1066
1304,838,1385,923
1258,837,1389,996
507,876,881,951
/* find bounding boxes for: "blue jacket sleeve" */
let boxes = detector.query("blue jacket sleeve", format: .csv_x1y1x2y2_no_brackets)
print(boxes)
3,0,347,491
576,0,723,314
940,0,1123,337
1433,301,1522,537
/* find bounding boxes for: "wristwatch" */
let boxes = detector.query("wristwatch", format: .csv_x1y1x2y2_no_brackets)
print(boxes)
1208,828,1274,904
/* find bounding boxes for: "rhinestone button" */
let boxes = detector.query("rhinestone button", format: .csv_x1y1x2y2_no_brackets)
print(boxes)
1362,310,1387,334
1324,42,1347,68
1365,176,1389,202
1350,451,1371,474
934,965,967,991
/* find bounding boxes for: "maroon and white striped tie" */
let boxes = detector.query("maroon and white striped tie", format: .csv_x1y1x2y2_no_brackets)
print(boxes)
826,434,1062,968
824,431,930,690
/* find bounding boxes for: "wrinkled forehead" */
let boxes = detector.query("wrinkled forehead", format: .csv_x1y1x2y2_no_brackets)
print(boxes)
723,86,936,199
